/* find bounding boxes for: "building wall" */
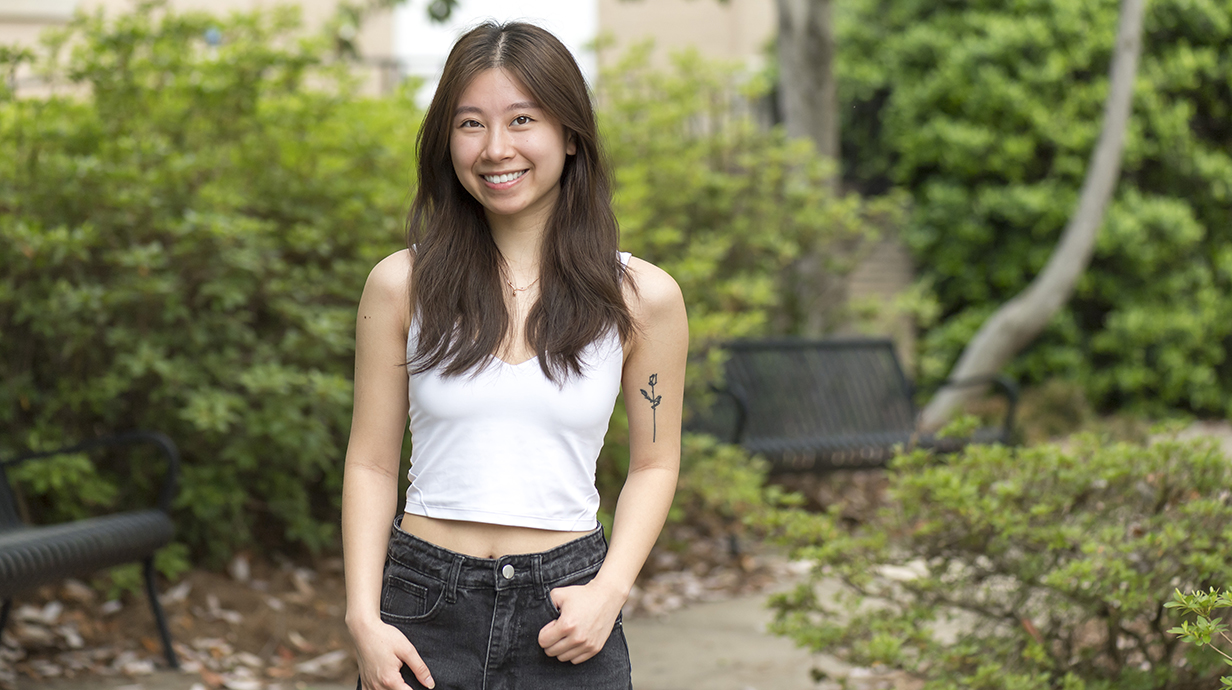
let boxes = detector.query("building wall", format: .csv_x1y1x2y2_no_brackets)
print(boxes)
597,0,775,71
0,0,393,93
0,0,76,50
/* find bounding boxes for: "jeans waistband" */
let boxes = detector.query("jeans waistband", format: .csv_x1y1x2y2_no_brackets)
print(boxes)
388,516,607,598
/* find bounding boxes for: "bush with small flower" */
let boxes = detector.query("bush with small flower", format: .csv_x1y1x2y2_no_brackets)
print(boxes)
760,430,1232,689
1166,587,1232,688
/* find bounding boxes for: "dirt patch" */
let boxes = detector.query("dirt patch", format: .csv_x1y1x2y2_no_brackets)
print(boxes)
1,554,356,689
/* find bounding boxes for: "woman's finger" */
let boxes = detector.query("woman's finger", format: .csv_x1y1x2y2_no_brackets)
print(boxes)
396,646,435,689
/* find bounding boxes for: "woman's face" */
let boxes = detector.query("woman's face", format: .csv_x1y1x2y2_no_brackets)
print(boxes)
449,68,576,231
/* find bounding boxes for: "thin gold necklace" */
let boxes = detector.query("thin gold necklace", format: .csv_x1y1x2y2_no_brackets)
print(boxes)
505,276,540,294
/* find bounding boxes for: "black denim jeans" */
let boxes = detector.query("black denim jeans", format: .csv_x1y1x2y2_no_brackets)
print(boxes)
366,517,633,690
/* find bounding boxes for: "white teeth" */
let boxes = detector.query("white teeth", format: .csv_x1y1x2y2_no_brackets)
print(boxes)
484,170,526,184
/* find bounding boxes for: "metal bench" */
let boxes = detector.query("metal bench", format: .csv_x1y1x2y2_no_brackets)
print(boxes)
0,431,180,668
691,338,1018,473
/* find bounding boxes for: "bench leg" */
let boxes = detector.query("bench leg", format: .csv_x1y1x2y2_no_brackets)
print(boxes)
0,598,10,634
143,558,179,669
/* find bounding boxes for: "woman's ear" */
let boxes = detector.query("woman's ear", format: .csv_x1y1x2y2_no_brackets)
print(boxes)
566,130,578,156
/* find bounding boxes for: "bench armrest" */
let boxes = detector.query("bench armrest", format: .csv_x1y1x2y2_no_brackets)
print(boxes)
932,374,1019,441
1,431,180,514
705,384,751,444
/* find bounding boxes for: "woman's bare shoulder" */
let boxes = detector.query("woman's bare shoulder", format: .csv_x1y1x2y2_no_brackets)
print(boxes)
360,249,412,328
365,249,413,296
623,255,684,320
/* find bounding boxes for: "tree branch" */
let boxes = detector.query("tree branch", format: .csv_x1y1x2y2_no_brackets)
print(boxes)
918,0,1148,431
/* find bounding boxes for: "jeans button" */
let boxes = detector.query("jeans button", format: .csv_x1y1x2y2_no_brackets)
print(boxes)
501,564,515,579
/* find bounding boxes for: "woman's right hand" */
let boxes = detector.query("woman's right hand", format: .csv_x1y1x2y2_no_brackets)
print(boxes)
351,617,435,690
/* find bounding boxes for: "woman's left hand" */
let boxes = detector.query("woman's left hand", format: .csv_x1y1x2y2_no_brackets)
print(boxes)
538,579,627,664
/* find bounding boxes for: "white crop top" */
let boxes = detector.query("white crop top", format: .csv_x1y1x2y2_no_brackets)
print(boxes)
402,252,630,531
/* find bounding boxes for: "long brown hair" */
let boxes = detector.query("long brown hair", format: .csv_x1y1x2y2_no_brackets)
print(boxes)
406,21,634,381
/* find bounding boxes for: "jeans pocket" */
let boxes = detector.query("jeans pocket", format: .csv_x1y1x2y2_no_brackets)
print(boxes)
545,563,603,616
380,564,447,625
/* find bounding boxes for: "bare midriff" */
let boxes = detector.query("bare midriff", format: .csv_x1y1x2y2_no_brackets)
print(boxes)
400,513,594,559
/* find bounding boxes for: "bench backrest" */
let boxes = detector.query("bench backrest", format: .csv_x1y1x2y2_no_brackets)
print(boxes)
687,338,1017,472
722,338,917,442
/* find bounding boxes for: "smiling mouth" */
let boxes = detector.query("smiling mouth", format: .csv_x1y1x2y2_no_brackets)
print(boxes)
482,170,527,184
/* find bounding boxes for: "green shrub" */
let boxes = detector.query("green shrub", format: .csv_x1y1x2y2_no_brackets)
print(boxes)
0,3,417,562
837,0,1232,416
606,46,905,353
764,434,1232,689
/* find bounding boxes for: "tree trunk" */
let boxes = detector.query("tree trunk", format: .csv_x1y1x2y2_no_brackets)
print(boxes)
776,0,838,190
777,0,841,336
918,0,1148,432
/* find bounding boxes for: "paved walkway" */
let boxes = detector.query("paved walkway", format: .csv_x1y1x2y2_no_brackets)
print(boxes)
16,591,827,690
625,592,828,690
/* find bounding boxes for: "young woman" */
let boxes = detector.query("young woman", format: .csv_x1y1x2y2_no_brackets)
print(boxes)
341,21,688,690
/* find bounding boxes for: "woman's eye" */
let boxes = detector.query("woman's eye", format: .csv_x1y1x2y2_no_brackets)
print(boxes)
512,115,532,126
459,119,482,128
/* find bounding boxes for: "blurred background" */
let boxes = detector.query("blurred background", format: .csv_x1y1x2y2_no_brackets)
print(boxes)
4,0,1232,688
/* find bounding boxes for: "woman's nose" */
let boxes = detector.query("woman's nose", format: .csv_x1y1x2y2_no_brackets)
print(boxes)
483,127,513,160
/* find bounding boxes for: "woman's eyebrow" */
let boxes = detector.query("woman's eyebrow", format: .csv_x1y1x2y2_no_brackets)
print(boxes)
453,101,540,117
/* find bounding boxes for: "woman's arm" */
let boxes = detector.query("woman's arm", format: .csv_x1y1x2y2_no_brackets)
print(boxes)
539,257,689,663
341,250,435,690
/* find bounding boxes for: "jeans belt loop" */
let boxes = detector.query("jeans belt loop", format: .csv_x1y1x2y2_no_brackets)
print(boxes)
532,554,547,601
445,557,462,604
